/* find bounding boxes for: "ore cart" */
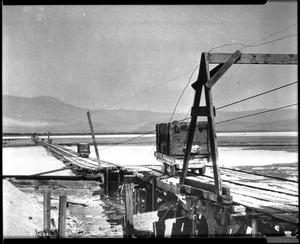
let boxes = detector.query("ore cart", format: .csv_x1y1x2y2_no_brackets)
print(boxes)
77,143,90,158
154,121,211,176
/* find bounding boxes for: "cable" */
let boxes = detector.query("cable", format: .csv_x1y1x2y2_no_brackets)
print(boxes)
98,129,156,151
90,70,195,115
209,34,297,53
169,64,200,122
209,23,297,53
72,69,196,129
215,81,298,111
215,103,297,125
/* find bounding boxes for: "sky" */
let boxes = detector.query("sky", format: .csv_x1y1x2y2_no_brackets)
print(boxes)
2,3,298,114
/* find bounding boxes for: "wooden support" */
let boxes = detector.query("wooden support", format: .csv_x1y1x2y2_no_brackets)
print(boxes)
205,50,242,89
145,184,152,212
207,53,298,65
252,219,258,237
106,170,109,197
190,106,216,117
180,53,206,185
58,195,67,238
43,189,51,232
191,63,223,91
118,171,121,203
124,183,134,238
87,111,101,168
204,85,222,196
47,132,50,143
152,176,157,211
137,188,141,213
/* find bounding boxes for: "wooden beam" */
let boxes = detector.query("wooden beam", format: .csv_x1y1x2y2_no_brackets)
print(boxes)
58,195,67,238
190,106,216,117
124,183,134,237
87,111,101,167
3,174,103,181
204,85,222,196
205,50,242,89
180,53,207,185
208,53,298,65
152,176,157,211
43,189,51,232
191,63,223,91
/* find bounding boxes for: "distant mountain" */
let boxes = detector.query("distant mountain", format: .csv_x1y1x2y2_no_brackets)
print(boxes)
2,95,298,134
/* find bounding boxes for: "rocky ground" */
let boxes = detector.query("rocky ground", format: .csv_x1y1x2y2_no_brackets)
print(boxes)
3,179,124,238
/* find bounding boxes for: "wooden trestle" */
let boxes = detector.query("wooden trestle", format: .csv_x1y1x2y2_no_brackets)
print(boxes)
26,51,298,239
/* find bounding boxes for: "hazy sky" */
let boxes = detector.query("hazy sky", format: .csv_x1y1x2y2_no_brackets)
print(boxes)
3,3,298,113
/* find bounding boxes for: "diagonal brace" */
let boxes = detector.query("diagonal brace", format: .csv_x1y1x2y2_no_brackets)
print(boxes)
205,50,242,89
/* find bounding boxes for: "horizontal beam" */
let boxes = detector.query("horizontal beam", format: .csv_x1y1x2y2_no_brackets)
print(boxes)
2,175,103,181
205,50,242,89
207,53,298,65
191,106,216,117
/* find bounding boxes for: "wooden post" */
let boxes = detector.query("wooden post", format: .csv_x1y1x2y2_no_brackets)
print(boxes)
145,184,152,212
43,189,51,232
151,176,157,211
124,183,134,238
137,188,141,213
180,54,206,185
118,170,121,204
106,169,109,197
252,219,258,237
58,196,67,238
87,111,101,167
47,132,50,143
204,86,222,196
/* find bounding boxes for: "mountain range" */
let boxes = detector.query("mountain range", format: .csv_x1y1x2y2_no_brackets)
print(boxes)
2,95,298,134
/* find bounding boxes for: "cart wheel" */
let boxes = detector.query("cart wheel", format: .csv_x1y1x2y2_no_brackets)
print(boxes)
198,165,206,175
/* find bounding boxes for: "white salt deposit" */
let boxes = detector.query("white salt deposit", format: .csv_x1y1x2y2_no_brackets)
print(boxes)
2,146,74,176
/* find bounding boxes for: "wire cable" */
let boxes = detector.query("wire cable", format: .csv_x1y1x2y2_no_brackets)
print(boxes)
168,64,200,122
98,129,156,151
215,103,297,125
215,81,298,111
72,69,196,129
209,34,297,53
209,23,297,53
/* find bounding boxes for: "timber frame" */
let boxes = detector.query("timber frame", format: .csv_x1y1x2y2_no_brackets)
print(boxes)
179,50,298,199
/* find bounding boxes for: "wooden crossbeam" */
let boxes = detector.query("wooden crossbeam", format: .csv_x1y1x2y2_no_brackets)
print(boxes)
191,63,223,91
205,50,242,89
208,53,298,65
190,106,216,117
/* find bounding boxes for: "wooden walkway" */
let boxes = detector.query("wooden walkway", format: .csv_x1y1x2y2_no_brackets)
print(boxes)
35,140,298,236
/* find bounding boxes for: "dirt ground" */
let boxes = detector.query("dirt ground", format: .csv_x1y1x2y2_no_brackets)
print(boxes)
2,179,124,238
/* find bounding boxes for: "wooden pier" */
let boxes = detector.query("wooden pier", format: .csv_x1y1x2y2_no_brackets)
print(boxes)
5,51,297,240
25,137,298,239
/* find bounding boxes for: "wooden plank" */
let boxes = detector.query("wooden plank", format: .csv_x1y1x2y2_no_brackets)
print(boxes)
43,189,51,232
124,183,134,237
184,176,229,196
58,195,67,238
205,50,242,89
208,53,298,65
205,167,298,197
231,194,298,223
